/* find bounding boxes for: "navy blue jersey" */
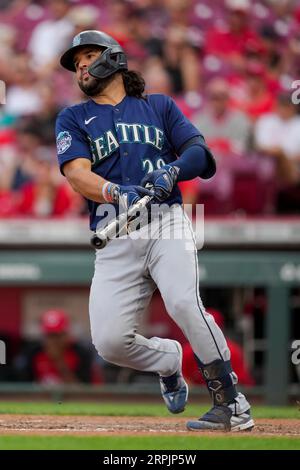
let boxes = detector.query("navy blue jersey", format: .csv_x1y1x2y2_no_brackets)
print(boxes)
55,94,202,231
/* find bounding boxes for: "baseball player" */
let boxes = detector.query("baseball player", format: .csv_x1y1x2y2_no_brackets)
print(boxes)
56,30,254,432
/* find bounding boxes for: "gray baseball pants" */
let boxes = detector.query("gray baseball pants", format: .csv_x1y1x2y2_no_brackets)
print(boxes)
89,205,230,377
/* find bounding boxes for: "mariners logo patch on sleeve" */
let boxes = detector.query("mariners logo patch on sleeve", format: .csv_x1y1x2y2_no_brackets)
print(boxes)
57,131,72,154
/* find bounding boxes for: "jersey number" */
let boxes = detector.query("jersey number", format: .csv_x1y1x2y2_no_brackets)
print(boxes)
143,158,166,174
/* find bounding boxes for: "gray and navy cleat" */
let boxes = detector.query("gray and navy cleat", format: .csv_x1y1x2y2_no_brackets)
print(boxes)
159,341,189,414
186,393,254,432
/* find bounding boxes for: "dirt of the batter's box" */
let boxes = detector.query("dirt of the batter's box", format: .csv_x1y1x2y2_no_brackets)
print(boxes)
0,415,299,437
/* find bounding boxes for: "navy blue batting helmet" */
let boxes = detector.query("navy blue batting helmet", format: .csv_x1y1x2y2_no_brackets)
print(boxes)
60,30,128,79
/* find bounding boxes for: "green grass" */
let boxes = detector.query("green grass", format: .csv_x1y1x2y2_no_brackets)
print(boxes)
0,401,299,419
0,435,299,450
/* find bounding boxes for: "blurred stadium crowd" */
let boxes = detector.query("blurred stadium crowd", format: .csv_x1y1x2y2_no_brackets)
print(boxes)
1,0,300,217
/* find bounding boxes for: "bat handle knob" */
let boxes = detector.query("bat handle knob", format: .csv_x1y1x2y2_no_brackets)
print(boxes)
90,233,107,250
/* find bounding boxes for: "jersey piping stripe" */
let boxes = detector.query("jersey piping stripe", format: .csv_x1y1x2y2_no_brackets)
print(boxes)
182,209,224,362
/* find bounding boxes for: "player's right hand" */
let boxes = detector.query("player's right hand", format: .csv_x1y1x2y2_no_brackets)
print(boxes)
117,185,153,210
102,182,153,210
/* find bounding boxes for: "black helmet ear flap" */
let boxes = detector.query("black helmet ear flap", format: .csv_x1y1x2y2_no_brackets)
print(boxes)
88,48,128,79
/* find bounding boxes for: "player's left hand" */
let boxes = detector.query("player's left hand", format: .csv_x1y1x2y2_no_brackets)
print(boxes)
141,164,179,202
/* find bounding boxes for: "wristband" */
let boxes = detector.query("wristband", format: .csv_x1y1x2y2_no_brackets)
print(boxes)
102,182,119,203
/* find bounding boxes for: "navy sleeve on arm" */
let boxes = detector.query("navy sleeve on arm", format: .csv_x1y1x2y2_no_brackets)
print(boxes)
164,96,201,151
169,144,209,181
164,96,217,180
55,107,92,175
176,136,217,180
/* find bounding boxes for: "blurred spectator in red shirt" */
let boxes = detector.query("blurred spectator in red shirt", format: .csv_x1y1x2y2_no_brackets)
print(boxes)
15,309,102,385
17,149,83,217
182,308,255,386
205,0,263,71
34,309,81,384
230,61,275,120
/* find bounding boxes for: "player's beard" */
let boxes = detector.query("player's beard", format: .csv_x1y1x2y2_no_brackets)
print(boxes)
78,74,115,97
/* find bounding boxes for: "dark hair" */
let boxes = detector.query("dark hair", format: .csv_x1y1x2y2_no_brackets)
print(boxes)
121,70,146,99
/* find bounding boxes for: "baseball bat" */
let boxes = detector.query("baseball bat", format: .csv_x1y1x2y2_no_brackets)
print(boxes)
91,194,153,249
